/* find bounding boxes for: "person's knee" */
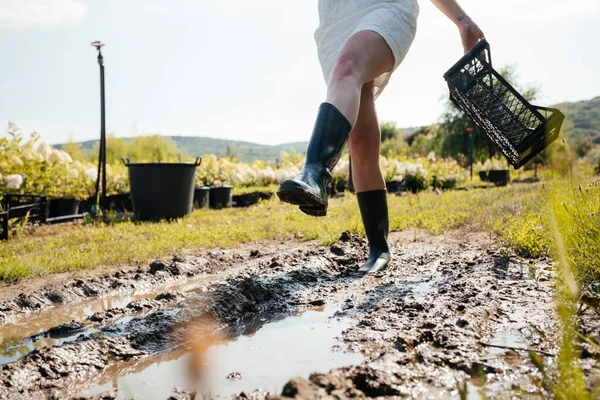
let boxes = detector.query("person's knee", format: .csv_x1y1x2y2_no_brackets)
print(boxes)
330,52,365,85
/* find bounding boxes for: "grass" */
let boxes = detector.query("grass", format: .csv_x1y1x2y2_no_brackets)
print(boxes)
547,177,600,399
492,171,600,399
0,182,549,282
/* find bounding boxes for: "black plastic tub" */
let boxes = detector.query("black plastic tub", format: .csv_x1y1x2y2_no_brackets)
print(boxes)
47,198,80,218
122,158,202,220
258,192,273,201
79,197,94,214
488,169,510,186
233,192,261,207
386,181,405,193
107,193,132,212
194,186,210,209
479,171,489,182
336,183,348,193
209,186,233,209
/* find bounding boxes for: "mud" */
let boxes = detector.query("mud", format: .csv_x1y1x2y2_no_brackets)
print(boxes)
0,230,560,399
84,307,363,399
574,305,600,391
0,293,181,366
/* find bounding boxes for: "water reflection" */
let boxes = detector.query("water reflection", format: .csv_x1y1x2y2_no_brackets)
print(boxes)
85,306,362,399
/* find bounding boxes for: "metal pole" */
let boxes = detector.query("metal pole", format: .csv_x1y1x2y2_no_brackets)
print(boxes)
99,51,107,211
91,41,107,212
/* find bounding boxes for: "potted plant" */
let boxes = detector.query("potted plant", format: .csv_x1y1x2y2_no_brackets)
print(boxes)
478,159,492,182
231,161,263,207
193,185,210,209
106,172,132,212
383,158,406,193
52,162,94,217
404,161,429,194
430,159,466,190
209,180,233,209
331,158,350,195
197,155,233,209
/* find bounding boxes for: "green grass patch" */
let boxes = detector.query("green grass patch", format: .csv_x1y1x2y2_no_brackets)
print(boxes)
492,212,550,258
0,183,549,282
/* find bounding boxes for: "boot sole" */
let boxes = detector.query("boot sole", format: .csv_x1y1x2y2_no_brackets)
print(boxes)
277,185,327,217
277,184,323,207
299,205,327,217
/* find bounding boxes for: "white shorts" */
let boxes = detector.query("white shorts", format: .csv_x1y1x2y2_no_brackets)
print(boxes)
315,0,419,98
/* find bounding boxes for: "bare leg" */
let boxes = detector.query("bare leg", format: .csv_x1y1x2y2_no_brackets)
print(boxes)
326,30,395,127
348,81,385,192
349,82,391,273
277,31,394,217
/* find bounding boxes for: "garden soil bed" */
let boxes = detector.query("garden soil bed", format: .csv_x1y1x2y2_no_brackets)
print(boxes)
0,229,561,399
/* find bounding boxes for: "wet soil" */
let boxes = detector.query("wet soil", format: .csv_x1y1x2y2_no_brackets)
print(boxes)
574,305,600,392
0,229,559,399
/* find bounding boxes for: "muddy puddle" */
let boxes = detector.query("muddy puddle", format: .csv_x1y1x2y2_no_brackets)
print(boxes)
0,230,561,399
84,307,362,399
0,296,134,364
0,275,216,365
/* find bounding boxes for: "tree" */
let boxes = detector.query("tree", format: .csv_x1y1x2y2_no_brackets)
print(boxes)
128,135,180,162
574,137,593,158
91,134,181,164
409,126,440,155
224,142,238,161
380,121,403,142
62,139,87,161
91,134,128,164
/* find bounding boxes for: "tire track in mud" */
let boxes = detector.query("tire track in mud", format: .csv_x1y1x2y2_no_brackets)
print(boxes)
0,231,558,399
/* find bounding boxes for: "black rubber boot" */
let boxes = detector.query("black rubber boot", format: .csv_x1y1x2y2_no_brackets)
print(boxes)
357,189,391,273
277,102,352,217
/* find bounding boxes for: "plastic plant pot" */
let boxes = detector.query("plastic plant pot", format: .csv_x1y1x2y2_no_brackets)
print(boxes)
488,169,510,186
209,186,233,209
123,157,202,220
194,186,210,209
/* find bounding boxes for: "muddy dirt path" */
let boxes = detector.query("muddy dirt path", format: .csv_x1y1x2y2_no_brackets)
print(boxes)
0,230,558,399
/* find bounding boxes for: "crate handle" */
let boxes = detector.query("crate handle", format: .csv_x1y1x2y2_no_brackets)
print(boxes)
468,39,491,66
194,157,202,166
443,39,491,80
121,157,131,166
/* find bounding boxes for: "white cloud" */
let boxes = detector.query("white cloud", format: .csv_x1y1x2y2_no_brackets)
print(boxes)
0,0,86,30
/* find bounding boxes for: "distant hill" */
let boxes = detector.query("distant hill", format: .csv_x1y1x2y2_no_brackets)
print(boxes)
168,136,308,162
56,97,599,161
553,96,600,144
59,136,308,163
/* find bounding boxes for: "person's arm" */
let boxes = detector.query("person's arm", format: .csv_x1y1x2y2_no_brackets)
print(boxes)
430,0,485,53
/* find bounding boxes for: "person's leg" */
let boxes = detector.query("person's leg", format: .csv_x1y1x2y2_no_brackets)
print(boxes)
326,30,395,127
349,81,391,273
348,81,385,192
278,30,394,216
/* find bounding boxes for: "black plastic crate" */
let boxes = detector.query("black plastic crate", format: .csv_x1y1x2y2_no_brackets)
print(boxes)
444,39,564,169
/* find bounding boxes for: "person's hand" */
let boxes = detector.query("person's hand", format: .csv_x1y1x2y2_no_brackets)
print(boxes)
457,16,484,53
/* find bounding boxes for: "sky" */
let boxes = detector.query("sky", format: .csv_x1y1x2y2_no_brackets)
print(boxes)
0,0,599,146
